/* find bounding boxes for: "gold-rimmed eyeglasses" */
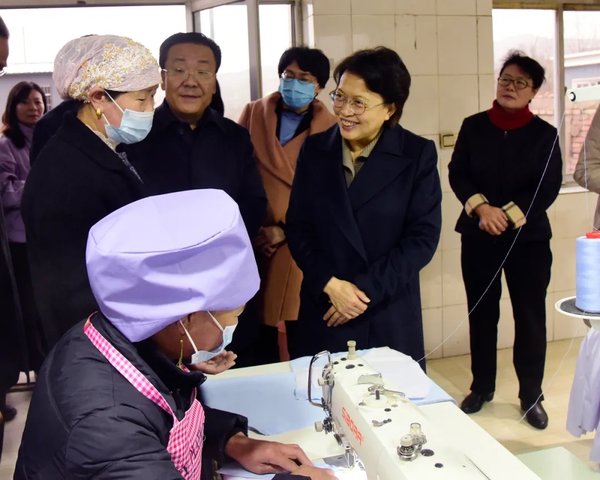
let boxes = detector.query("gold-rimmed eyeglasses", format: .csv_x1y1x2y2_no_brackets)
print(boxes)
162,68,215,82
280,70,316,84
497,76,531,90
329,91,384,116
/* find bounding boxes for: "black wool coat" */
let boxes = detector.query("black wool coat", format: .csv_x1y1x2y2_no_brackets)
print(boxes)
21,114,146,348
286,124,442,365
124,102,267,239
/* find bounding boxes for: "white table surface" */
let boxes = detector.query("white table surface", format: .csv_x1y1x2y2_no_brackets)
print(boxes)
205,356,540,479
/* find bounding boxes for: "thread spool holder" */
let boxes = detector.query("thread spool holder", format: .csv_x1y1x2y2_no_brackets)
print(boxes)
555,297,600,331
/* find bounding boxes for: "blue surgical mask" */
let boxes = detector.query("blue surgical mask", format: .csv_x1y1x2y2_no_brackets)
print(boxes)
278,78,316,110
179,311,237,365
103,92,154,145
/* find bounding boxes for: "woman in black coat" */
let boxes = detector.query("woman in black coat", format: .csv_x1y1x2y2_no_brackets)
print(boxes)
21,35,160,349
448,51,562,429
286,47,442,365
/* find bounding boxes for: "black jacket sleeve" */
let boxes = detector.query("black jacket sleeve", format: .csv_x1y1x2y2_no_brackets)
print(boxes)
203,405,247,466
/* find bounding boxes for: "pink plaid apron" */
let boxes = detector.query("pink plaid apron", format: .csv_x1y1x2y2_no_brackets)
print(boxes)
84,320,205,479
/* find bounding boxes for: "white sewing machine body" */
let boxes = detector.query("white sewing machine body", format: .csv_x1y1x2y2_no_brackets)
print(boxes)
309,345,538,480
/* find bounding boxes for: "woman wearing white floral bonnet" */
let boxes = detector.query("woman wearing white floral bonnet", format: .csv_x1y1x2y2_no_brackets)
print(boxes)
15,189,336,480
22,35,161,351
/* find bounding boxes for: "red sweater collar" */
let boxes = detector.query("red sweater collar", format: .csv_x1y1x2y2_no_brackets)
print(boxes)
487,100,533,130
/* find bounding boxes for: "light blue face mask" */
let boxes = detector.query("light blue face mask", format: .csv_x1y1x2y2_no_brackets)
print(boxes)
179,311,237,365
279,78,316,110
103,91,154,145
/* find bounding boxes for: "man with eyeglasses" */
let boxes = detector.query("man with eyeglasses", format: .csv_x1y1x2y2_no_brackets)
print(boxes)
124,32,267,368
125,32,265,239
238,47,335,364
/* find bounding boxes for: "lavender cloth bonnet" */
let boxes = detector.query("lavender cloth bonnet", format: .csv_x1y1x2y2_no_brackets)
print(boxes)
86,189,260,342
53,34,160,101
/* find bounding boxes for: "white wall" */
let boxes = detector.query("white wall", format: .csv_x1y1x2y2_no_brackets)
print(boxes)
303,0,590,359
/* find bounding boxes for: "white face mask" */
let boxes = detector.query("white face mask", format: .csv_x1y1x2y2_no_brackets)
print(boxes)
179,311,237,365
102,91,154,145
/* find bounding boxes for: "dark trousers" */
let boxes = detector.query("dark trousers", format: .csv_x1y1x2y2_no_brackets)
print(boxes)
461,237,551,404
10,242,46,372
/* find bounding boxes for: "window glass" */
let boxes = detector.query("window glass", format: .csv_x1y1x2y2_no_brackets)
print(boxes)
197,2,293,120
259,4,293,96
492,9,556,127
563,11,600,175
0,6,186,109
197,2,250,121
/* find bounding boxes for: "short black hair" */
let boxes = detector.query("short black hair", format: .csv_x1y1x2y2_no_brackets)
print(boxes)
500,50,545,90
277,47,330,88
0,16,8,39
2,81,48,149
159,32,221,72
333,46,410,127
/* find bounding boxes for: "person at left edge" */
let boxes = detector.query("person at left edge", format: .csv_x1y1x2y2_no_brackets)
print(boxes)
15,189,336,480
0,14,21,427
0,81,48,374
124,32,267,367
21,35,160,349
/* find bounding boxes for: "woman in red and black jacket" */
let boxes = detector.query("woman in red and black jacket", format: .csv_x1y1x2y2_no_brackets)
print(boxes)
449,51,562,430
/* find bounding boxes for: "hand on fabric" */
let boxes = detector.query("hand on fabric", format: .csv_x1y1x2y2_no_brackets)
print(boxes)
255,226,286,257
323,305,352,327
475,203,509,236
291,464,338,480
224,432,314,475
323,277,370,319
189,351,237,374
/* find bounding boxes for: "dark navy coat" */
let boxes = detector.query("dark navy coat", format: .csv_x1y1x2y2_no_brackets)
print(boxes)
286,124,442,365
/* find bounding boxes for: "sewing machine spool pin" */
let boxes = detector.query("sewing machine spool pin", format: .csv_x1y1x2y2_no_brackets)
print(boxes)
396,423,427,461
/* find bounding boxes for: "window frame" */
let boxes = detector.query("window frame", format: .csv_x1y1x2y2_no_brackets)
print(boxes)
494,1,600,183
191,0,299,100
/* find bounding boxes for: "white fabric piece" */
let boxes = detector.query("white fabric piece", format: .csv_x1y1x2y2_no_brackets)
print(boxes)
291,347,431,401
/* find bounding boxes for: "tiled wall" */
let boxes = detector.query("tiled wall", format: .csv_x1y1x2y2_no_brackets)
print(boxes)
303,0,591,358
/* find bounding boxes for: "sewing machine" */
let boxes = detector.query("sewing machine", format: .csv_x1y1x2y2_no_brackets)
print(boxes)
307,341,540,480
204,343,541,479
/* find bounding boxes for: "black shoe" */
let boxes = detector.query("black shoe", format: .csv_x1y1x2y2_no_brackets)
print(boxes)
0,404,16,422
460,391,494,414
521,401,548,430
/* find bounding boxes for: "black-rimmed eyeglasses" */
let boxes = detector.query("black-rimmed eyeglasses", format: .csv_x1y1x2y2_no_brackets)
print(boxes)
497,76,531,90
162,68,214,82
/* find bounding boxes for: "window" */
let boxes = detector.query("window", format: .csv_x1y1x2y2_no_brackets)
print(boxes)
41,84,52,109
197,2,251,121
493,6,600,177
564,11,600,176
194,0,294,121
